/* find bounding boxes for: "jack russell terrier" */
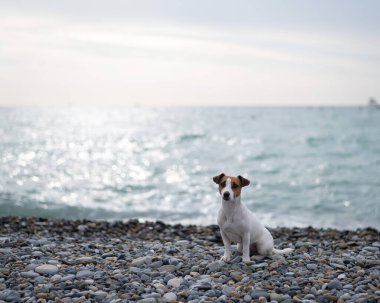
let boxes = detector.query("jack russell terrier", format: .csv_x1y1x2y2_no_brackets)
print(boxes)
213,173,293,263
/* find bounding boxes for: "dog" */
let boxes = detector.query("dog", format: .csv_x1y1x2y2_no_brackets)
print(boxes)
213,173,293,263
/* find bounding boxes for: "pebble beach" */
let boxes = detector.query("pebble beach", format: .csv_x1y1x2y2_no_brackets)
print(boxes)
0,217,379,303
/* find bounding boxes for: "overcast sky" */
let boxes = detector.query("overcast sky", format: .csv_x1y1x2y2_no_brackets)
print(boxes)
1,0,379,106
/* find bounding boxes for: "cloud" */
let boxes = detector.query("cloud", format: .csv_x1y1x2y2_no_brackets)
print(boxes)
0,11,379,105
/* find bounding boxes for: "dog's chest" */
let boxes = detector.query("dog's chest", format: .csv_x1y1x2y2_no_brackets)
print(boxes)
218,214,244,243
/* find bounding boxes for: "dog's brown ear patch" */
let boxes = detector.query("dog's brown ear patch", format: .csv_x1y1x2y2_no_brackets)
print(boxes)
238,175,250,187
213,173,225,184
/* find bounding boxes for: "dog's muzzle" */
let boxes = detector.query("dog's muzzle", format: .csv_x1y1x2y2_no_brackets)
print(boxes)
223,191,231,201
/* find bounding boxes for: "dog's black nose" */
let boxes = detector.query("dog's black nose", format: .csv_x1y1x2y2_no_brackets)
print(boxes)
223,192,230,200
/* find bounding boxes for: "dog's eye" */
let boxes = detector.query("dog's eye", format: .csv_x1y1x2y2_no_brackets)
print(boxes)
220,181,226,187
232,183,239,189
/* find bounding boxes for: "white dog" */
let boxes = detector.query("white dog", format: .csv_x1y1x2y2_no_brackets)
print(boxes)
213,173,293,263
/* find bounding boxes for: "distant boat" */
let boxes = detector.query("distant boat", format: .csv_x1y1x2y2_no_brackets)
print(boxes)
368,98,380,108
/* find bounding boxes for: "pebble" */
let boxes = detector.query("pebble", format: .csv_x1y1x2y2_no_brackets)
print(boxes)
75,256,96,264
0,290,20,302
20,270,40,278
93,290,107,298
217,294,228,302
1,217,379,303
251,291,270,300
270,292,283,302
76,270,94,279
222,285,234,296
167,277,183,288
50,274,62,283
61,274,76,281
25,263,38,271
159,265,176,273
34,264,59,275
306,263,317,270
190,282,212,291
327,280,343,290
163,292,177,302
251,262,268,269
337,273,346,280
207,261,223,272
131,256,152,266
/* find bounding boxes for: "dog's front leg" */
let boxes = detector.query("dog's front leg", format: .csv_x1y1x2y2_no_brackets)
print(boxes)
220,229,231,262
242,232,251,263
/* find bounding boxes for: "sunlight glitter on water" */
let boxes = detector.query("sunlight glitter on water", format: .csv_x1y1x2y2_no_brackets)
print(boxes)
0,107,379,229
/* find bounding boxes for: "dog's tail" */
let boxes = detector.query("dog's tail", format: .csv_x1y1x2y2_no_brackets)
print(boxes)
272,248,294,255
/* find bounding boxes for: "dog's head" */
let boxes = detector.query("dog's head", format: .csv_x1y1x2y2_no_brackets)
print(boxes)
212,173,250,201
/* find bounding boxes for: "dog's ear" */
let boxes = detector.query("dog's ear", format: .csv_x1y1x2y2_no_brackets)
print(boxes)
238,175,250,187
213,173,225,184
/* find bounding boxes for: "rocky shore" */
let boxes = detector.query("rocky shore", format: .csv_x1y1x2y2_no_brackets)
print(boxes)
0,217,379,303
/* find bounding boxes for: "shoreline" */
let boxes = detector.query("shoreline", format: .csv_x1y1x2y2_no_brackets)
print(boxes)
0,216,379,302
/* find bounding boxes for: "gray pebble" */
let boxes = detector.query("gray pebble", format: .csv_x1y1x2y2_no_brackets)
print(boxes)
142,293,161,299
167,277,183,288
164,274,175,284
131,256,152,266
76,257,96,264
149,260,163,268
0,290,20,302
222,285,234,296
190,282,212,291
251,290,270,300
163,292,177,302
230,256,242,263
76,270,94,279
327,280,343,290
159,265,176,273
343,284,353,290
32,251,44,257
20,271,40,278
129,266,142,273
93,290,107,298
35,264,59,275
25,264,38,271
306,263,317,270
61,274,76,281
362,246,379,252
207,261,223,272
251,262,268,269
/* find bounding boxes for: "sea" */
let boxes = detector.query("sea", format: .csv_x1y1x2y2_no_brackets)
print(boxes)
0,107,379,230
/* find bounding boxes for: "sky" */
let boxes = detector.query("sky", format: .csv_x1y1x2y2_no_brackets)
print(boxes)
0,0,379,106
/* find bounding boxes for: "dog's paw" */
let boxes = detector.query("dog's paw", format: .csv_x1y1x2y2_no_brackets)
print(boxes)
242,257,251,263
221,255,231,262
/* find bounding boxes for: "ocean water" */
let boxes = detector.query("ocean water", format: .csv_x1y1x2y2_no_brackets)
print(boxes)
0,107,379,230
